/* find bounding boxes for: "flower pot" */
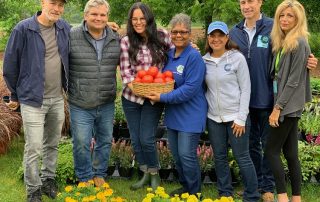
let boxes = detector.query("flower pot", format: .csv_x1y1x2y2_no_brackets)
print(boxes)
208,168,217,182
172,168,179,180
156,125,167,139
118,167,134,178
107,165,116,177
119,126,130,139
159,169,171,180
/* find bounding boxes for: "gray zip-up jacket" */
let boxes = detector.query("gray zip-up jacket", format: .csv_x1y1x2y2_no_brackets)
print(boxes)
271,37,312,116
68,22,120,109
204,50,251,126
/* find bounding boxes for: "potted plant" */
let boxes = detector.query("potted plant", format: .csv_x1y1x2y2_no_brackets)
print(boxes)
197,143,214,182
117,139,134,178
107,139,118,177
157,140,174,180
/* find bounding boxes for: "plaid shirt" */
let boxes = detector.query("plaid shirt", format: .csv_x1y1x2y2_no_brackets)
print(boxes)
120,29,173,104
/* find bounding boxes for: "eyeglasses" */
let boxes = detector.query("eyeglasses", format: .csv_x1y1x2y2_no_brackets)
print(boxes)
131,17,146,24
171,30,190,36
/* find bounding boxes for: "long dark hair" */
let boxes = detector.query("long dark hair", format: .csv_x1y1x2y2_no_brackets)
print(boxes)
205,31,239,54
126,2,169,66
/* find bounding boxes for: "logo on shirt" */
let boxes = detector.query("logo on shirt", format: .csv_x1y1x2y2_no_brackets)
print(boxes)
176,65,184,74
257,35,269,48
224,64,232,72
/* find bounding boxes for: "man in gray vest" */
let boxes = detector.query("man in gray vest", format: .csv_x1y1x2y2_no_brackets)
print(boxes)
3,0,70,201
68,0,120,187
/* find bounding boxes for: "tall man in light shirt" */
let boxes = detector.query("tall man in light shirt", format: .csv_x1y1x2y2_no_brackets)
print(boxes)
229,1,318,202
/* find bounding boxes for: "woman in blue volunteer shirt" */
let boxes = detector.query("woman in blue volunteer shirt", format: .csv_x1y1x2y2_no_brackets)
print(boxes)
147,13,207,197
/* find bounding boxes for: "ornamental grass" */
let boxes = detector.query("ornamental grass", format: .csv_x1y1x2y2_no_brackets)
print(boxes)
0,71,22,155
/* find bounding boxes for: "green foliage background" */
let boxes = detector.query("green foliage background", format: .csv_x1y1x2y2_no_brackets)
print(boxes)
0,0,320,54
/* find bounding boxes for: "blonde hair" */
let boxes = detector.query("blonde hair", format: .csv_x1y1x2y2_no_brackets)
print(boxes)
270,0,309,53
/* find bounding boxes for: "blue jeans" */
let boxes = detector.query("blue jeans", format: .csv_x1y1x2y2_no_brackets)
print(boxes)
122,96,164,172
167,129,201,194
249,108,275,193
70,102,114,182
207,118,260,202
20,96,64,193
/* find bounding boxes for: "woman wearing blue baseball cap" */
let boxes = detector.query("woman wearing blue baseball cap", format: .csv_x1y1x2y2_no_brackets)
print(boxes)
203,21,260,202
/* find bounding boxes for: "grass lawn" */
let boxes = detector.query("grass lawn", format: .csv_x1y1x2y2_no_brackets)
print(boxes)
0,138,320,202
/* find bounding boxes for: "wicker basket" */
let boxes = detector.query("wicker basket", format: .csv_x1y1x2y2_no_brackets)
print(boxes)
132,80,174,97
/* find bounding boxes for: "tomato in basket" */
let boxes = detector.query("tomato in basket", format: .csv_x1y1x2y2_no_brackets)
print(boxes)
164,77,174,82
141,75,154,83
147,66,159,77
155,72,165,79
163,70,173,79
134,77,142,82
154,77,165,83
137,70,147,78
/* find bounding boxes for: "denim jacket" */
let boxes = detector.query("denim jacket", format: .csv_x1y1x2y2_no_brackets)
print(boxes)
3,12,70,107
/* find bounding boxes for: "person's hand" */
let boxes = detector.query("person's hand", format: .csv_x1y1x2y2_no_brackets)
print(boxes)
5,100,20,111
307,54,318,70
231,122,245,137
190,41,200,52
269,108,281,127
107,22,120,32
145,92,161,102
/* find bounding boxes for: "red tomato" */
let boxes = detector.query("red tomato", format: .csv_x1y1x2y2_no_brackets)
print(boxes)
155,72,166,79
137,70,147,78
154,77,165,83
164,77,174,83
134,77,142,82
141,75,154,83
147,66,159,77
163,70,173,78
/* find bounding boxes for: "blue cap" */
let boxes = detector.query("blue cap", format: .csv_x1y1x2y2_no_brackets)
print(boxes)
207,21,229,35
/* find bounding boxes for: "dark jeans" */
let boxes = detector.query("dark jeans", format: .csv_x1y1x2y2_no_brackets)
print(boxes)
207,118,260,202
122,96,164,172
249,108,275,193
265,117,301,195
167,129,201,194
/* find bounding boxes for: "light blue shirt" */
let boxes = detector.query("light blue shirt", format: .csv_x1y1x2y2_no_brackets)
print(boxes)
243,14,262,45
85,22,107,60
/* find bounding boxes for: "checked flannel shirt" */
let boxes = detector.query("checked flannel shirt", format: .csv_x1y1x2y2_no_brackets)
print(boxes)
120,29,173,104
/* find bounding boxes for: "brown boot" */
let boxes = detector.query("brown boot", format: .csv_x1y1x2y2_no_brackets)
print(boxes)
262,192,275,202
93,177,106,187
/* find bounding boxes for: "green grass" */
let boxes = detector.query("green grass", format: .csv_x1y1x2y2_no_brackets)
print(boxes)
1,138,320,201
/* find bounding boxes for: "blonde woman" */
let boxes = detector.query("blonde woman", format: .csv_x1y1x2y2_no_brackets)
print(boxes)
265,1,312,202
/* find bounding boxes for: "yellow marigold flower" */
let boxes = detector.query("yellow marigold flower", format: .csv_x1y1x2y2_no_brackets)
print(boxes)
146,187,153,192
227,196,234,202
82,196,89,202
156,186,165,192
220,196,232,202
64,185,73,193
111,197,126,202
102,182,110,189
65,196,76,202
96,192,105,200
88,195,96,201
159,193,170,198
78,182,87,188
88,180,94,184
104,188,113,196
187,194,198,202
76,192,81,196
181,193,190,199
146,193,155,198
202,199,214,202
170,197,181,202
142,198,152,202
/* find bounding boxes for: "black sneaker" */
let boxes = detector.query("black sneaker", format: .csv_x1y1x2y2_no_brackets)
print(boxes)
41,178,58,199
27,188,42,202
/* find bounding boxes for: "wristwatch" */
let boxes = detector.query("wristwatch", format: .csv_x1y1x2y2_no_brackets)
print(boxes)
274,104,282,110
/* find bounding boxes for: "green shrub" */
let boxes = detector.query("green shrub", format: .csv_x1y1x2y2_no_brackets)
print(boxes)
56,139,76,186
309,32,320,58
311,78,320,95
